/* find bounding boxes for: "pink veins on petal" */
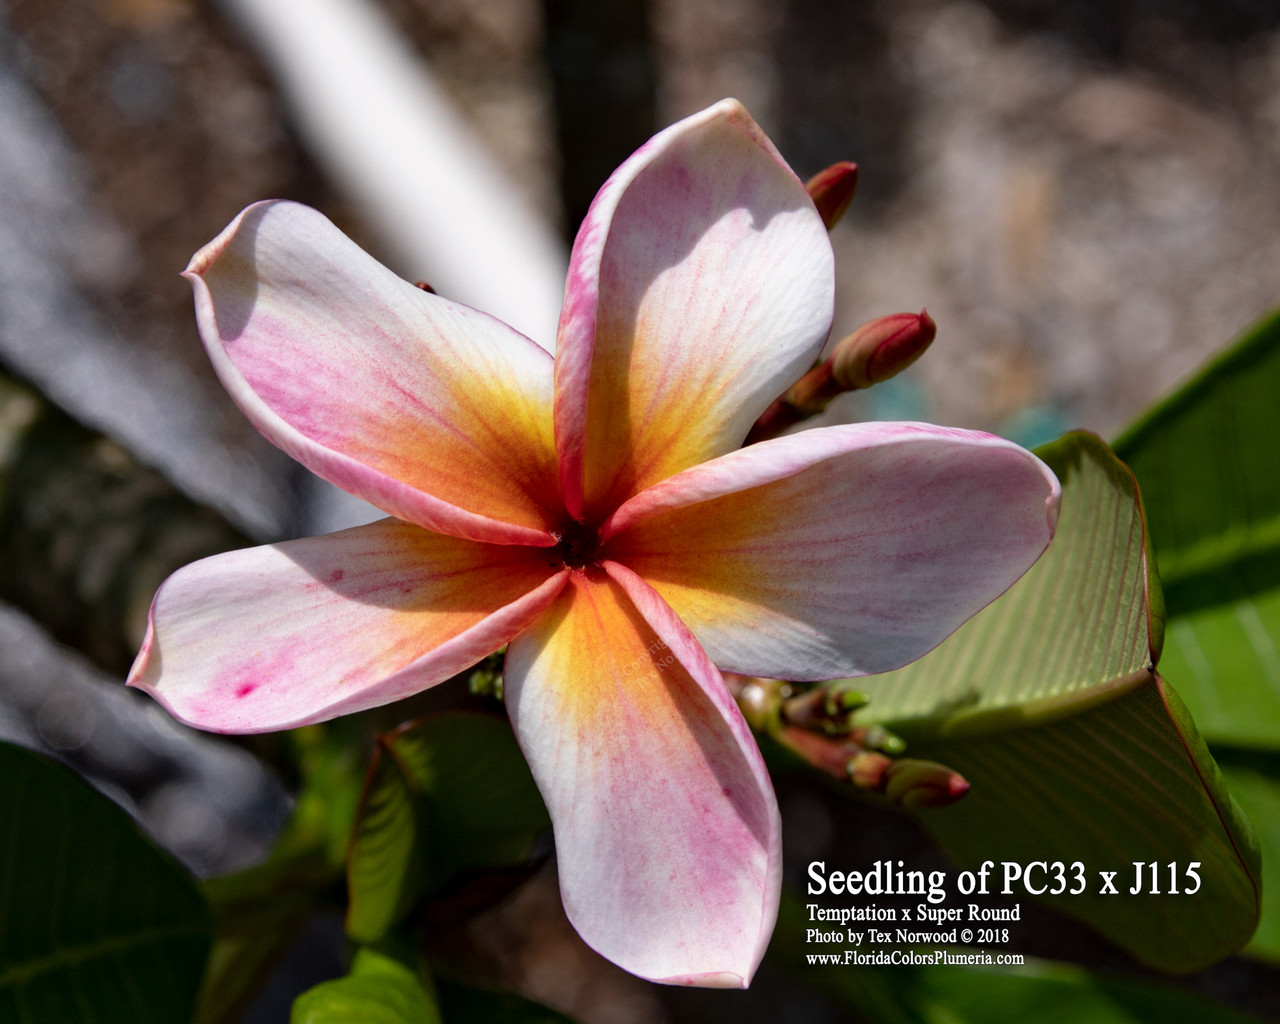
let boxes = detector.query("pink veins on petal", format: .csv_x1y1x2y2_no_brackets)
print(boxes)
128,98,1061,987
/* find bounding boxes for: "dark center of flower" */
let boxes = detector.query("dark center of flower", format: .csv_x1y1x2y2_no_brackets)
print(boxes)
554,521,602,570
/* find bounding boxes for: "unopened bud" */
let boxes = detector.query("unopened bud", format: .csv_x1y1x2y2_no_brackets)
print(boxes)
847,751,892,790
414,280,437,294
848,723,907,756
805,162,859,229
883,758,970,810
782,684,869,732
830,310,936,390
744,397,806,445
777,726,856,779
726,674,785,732
782,361,840,415
825,687,870,717
781,686,830,729
775,310,937,424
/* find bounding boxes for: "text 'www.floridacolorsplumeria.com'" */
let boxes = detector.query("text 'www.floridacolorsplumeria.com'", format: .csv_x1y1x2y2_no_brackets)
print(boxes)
805,950,1026,966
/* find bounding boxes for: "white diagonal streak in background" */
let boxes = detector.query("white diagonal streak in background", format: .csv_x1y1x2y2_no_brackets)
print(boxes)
215,0,568,351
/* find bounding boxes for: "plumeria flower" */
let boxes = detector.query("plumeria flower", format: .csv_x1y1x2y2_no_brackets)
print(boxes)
129,100,1059,987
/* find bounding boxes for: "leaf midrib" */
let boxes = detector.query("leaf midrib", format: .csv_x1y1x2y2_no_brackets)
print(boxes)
886,667,1152,741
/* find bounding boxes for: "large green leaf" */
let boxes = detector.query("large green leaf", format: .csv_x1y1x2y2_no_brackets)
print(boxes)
1114,307,1280,614
346,712,550,943
1156,600,1280,748
291,948,440,1024
0,742,211,1023
1113,307,1280,747
853,433,1259,971
1217,758,1280,962
915,679,1258,971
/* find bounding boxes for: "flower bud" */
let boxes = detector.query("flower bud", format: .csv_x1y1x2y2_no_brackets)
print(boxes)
782,361,840,415
830,310,936,390
883,758,970,809
776,310,937,424
847,751,892,790
778,728,844,777
850,723,906,756
805,162,859,229
781,683,868,732
724,673,785,732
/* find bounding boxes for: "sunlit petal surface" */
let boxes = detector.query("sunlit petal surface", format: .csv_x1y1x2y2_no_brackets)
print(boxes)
504,563,780,986
187,201,560,545
607,423,1061,679
129,519,565,731
554,99,834,519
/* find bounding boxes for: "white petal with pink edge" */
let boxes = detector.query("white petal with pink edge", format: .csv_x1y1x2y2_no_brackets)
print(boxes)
553,99,834,520
606,422,1061,680
187,201,560,546
127,519,566,732
503,562,781,987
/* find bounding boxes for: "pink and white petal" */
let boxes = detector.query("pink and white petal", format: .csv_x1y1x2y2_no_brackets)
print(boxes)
187,201,560,546
503,563,780,987
127,519,566,732
554,99,834,520
605,423,1061,680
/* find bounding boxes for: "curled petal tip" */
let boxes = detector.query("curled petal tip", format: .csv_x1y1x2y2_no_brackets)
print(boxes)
711,96,749,120
124,593,159,689
182,248,211,279
805,161,859,229
183,201,266,279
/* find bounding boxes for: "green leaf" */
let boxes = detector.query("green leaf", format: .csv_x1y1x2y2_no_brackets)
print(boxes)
1217,758,1280,962
1155,599,1280,748
346,739,427,944
914,678,1259,971
291,948,440,1024
855,433,1157,731
346,712,549,943
291,721,373,867
1113,307,1280,616
1113,307,1280,747
435,979,575,1023
853,434,1259,971
0,741,211,1024
893,961,1266,1024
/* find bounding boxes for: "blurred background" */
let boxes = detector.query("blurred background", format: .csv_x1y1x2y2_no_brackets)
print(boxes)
1,0,1279,1021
